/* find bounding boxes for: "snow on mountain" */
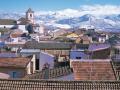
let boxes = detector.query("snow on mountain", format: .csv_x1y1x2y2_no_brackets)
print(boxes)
47,23,71,29
0,5,120,32
54,9,82,19
56,14,95,25
0,12,24,20
103,19,117,26
80,5,120,16
104,14,120,22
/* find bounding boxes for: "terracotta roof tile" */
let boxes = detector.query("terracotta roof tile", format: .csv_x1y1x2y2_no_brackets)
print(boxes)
24,66,72,79
0,57,31,68
10,29,23,38
18,17,29,25
0,79,119,89
23,41,72,50
10,34,22,38
0,19,16,25
71,60,116,80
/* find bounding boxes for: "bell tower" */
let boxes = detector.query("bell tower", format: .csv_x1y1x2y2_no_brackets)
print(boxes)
26,8,34,24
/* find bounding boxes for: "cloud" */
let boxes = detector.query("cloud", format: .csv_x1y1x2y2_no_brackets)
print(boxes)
34,5,120,18
56,5,120,18
80,5,120,16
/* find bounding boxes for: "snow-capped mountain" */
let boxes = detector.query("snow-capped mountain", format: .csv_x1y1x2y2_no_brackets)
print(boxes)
0,12,24,20
0,5,120,32
55,14,120,31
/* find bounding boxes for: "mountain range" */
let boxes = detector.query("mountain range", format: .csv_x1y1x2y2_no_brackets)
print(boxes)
0,5,120,32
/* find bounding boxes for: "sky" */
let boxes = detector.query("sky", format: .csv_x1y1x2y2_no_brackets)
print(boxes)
0,0,120,12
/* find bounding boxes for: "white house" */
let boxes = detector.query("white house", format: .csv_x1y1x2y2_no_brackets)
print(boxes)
98,36,106,43
0,8,41,34
30,34,40,42
20,49,55,71
98,33,109,43
18,25,28,33
0,56,36,78
0,25,15,29
0,18,17,29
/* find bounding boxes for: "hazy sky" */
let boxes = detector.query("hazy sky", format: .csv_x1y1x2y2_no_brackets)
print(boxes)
0,0,120,11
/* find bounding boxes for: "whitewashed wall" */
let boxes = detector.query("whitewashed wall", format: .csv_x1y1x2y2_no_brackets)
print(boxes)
18,25,28,33
70,50,88,59
39,52,54,71
0,25,14,28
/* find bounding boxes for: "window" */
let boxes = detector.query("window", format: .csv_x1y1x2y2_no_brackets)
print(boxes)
30,61,33,73
35,59,39,70
12,72,17,78
115,49,120,54
76,57,81,59
10,71,17,78
30,14,32,17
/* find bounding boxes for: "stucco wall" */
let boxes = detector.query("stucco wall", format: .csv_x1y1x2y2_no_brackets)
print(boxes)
18,25,28,33
0,25,14,28
0,67,26,79
31,54,36,73
70,50,88,59
39,52,54,71
43,50,70,56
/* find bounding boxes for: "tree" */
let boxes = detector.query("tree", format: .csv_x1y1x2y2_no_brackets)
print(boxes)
26,24,34,34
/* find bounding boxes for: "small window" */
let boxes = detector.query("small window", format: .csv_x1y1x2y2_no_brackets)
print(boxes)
115,49,120,54
76,57,81,59
30,61,33,73
30,14,32,17
12,72,17,78
10,71,17,78
36,59,39,70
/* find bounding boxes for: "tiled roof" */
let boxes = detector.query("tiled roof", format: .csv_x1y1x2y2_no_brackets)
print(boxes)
71,60,116,80
0,53,17,58
23,41,72,50
6,42,25,47
88,44,111,51
90,48,111,59
74,28,86,35
18,18,28,25
0,79,120,90
52,29,69,37
24,66,72,79
73,44,89,50
10,30,23,38
0,57,31,68
10,34,21,38
10,33,22,38
112,60,120,80
0,19,16,25
80,35,90,41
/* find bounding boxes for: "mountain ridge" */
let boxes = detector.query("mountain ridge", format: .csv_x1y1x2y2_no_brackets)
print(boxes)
0,6,120,32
